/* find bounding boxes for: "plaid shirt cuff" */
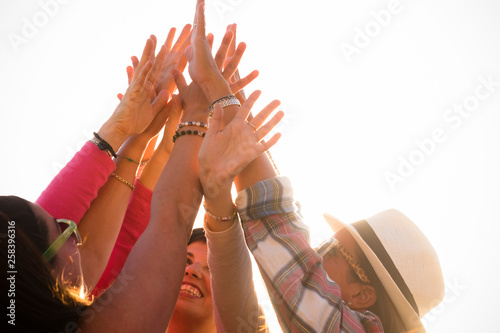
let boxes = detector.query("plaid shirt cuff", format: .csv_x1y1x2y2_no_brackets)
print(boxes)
235,176,297,221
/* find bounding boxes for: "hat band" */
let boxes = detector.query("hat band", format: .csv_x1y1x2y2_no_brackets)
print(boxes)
352,220,419,316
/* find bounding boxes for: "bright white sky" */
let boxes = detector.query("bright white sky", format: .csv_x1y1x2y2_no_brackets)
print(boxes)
1,0,500,332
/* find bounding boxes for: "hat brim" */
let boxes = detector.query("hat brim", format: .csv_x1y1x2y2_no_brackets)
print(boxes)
323,213,425,333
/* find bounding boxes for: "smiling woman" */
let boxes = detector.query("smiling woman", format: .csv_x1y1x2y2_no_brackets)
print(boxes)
167,228,215,333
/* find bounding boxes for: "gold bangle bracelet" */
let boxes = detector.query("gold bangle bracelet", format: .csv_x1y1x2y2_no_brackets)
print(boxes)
110,172,135,191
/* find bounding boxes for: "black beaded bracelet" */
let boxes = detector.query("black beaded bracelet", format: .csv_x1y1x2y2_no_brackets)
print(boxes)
172,129,206,143
91,132,117,158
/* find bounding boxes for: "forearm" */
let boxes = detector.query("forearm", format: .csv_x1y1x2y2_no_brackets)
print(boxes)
81,132,204,332
234,153,277,193
36,141,116,223
91,179,152,298
205,218,266,333
238,177,352,333
78,137,148,289
138,147,170,191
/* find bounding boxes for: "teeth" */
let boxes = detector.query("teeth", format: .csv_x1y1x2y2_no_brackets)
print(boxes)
180,284,202,298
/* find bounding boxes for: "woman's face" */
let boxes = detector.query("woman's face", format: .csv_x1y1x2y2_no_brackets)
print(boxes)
322,229,364,301
174,240,213,322
30,203,83,288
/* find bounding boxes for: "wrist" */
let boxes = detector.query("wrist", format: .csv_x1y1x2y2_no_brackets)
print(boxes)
181,109,209,124
200,78,232,102
97,121,129,153
200,169,233,199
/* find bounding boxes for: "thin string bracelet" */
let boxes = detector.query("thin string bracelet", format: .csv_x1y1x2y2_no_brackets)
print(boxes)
116,154,148,166
110,172,135,191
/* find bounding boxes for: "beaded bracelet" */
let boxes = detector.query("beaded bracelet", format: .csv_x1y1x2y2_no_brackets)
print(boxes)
116,155,148,166
176,121,209,132
110,172,135,191
91,132,117,158
208,94,241,117
203,202,237,222
172,129,206,143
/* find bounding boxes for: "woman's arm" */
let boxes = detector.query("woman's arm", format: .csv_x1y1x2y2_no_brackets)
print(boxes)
185,7,274,332
199,92,283,333
35,142,116,223
204,217,268,332
90,98,182,297
78,104,170,291
237,177,383,333
81,5,213,329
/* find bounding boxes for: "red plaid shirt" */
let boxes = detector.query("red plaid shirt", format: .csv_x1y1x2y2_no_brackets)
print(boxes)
236,177,384,333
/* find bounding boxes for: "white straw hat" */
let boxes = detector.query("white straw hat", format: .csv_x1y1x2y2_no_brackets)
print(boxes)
323,209,444,332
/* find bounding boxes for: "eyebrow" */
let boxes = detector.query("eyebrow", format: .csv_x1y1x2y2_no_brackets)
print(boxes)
187,252,194,258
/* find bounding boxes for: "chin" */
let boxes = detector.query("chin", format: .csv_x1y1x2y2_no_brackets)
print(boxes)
174,298,213,321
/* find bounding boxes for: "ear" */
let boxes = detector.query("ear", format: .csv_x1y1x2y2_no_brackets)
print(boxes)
349,284,377,310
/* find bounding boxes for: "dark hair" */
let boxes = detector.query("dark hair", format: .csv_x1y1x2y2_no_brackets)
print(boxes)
0,196,89,332
348,245,407,333
188,227,206,245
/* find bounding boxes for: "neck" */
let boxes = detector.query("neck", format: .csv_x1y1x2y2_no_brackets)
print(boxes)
166,311,216,333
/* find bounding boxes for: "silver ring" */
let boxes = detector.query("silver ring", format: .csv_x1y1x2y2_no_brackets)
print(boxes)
247,122,257,131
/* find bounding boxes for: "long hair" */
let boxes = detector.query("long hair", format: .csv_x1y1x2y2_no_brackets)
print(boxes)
0,196,89,332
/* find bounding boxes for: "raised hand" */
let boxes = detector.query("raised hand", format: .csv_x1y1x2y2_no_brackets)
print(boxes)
199,90,284,189
172,68,210,121
185,0,231,101
214,24,258,97
110,36,170,139
155,25,192,96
